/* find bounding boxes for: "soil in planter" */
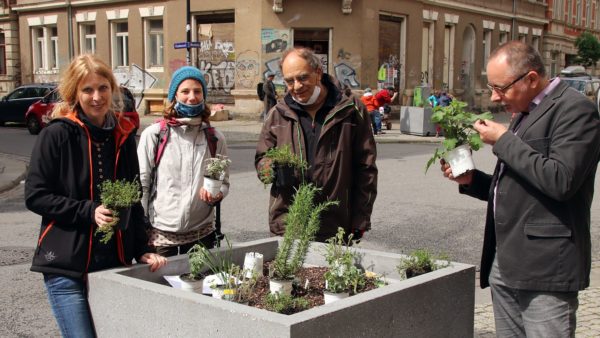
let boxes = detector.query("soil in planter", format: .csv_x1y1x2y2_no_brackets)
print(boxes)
243,263,379,315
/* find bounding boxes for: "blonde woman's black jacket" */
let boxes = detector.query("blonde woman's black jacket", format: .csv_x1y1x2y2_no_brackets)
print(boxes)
25,113,151,279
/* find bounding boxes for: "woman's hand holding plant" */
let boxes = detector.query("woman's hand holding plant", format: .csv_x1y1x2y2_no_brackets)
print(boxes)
199,187,223,204
94,205,114,227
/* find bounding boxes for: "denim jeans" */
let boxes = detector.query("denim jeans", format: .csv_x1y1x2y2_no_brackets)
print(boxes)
44,274,96,338
488,257,578,338
370,110,381,133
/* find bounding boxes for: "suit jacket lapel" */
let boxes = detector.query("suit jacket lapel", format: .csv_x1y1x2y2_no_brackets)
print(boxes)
516,80,567,136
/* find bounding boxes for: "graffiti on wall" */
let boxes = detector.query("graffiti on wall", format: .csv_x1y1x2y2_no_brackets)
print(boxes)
264,57,284,85
199,60,236,95
334,62,360,88
113,64,157,108
261,29,290,54
197,22,236,99
235,50,259,89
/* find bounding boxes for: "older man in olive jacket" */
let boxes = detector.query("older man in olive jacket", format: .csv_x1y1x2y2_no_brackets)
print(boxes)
255,48,377,242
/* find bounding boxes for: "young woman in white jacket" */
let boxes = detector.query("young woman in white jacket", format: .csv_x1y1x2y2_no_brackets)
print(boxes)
137,66,229,256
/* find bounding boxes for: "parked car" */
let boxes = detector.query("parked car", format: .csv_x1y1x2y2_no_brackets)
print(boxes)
0,83,57,126
561,76,600,110
25,86,140,135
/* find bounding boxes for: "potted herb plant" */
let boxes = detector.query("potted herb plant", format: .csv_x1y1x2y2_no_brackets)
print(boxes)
186,237,239,299
259,144,308,188
95,179,141,244
269,183,338,295
322,228,365,304
203,154,231,196
425,100,493,176
396,248,449,279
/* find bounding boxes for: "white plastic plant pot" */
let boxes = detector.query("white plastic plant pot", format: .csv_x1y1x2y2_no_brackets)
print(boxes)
444,144,475,177
323,291,350,304
269,278,293,296
211,287,236,300
163,275,203,293
243,252,264,278
203,177,223,196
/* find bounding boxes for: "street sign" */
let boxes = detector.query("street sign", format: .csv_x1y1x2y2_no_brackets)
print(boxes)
189,41,201,48
174,42,189,49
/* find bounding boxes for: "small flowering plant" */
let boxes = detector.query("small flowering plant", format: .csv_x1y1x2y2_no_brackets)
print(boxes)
323,228,365,294
204,155,231,181
95,179,141,244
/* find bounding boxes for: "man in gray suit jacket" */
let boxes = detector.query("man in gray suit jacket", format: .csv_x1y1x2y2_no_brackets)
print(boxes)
442,41,600,336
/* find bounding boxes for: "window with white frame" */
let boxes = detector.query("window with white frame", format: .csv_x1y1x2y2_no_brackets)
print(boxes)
483,29,492,69
519,34,527,44
32,26,58,72
80,24,96,54
568,0,573,22
499,32,509,45
112,21,129,67
577,0,582,26
553,0,564,20
145,18,163,68
532,36,540,51
50,27,58,69
0,32,5,75
586,0,591,27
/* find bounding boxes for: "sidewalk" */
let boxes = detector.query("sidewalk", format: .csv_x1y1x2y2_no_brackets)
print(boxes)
1,116,599,336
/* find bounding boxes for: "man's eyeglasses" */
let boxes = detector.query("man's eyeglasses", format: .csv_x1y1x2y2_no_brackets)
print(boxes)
486,72,529,94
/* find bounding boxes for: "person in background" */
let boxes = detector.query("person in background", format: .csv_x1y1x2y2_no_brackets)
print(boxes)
374,86,397,135
428,89,441,137
360,87,378,134
137,66,229,257
255,47,377,242
25,54,167,338
441,41,600,337
438,91,453,107
263,71,278,121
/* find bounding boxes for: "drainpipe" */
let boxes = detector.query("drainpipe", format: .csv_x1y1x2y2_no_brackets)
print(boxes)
67,0,74,58
186,0,191,65
512,0,517,40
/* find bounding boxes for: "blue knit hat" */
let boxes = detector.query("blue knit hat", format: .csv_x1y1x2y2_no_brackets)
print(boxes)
168,66,208,102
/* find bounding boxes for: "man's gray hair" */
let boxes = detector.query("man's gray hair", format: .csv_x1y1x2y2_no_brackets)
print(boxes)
489,41,546,78
280,47,323,71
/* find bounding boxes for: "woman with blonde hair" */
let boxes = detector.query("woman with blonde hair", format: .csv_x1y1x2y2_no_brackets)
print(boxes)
138,66,229,257
25,54,166,337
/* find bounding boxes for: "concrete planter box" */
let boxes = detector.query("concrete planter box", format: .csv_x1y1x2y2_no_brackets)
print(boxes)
88,238,475,338
400,106,439,136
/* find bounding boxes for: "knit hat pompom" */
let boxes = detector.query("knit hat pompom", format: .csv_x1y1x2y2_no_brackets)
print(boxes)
168,66,208,102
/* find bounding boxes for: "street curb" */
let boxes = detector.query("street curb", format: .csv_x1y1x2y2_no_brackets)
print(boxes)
0,161,27,194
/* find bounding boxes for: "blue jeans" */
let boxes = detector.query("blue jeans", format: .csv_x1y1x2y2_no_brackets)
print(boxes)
370,110,381,133
488,258,578,337
44,274,96,338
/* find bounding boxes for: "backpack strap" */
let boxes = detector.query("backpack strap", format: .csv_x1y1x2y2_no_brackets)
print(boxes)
148,119,170,204
204,122,224,245
154,119,170,166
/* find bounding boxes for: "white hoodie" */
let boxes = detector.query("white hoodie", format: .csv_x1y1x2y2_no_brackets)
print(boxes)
137,120,229,234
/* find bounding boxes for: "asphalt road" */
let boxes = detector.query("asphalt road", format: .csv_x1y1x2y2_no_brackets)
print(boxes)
1,125,600,337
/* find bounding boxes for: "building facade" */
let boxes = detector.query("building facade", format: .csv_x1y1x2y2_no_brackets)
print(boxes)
6,0,554,115
0,0,20,95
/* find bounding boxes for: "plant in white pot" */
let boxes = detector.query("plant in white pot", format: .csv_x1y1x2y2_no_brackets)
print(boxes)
203,155,231,196
269,183,338,296
187,237,239,299
425,100,493,177
322,228,365,304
